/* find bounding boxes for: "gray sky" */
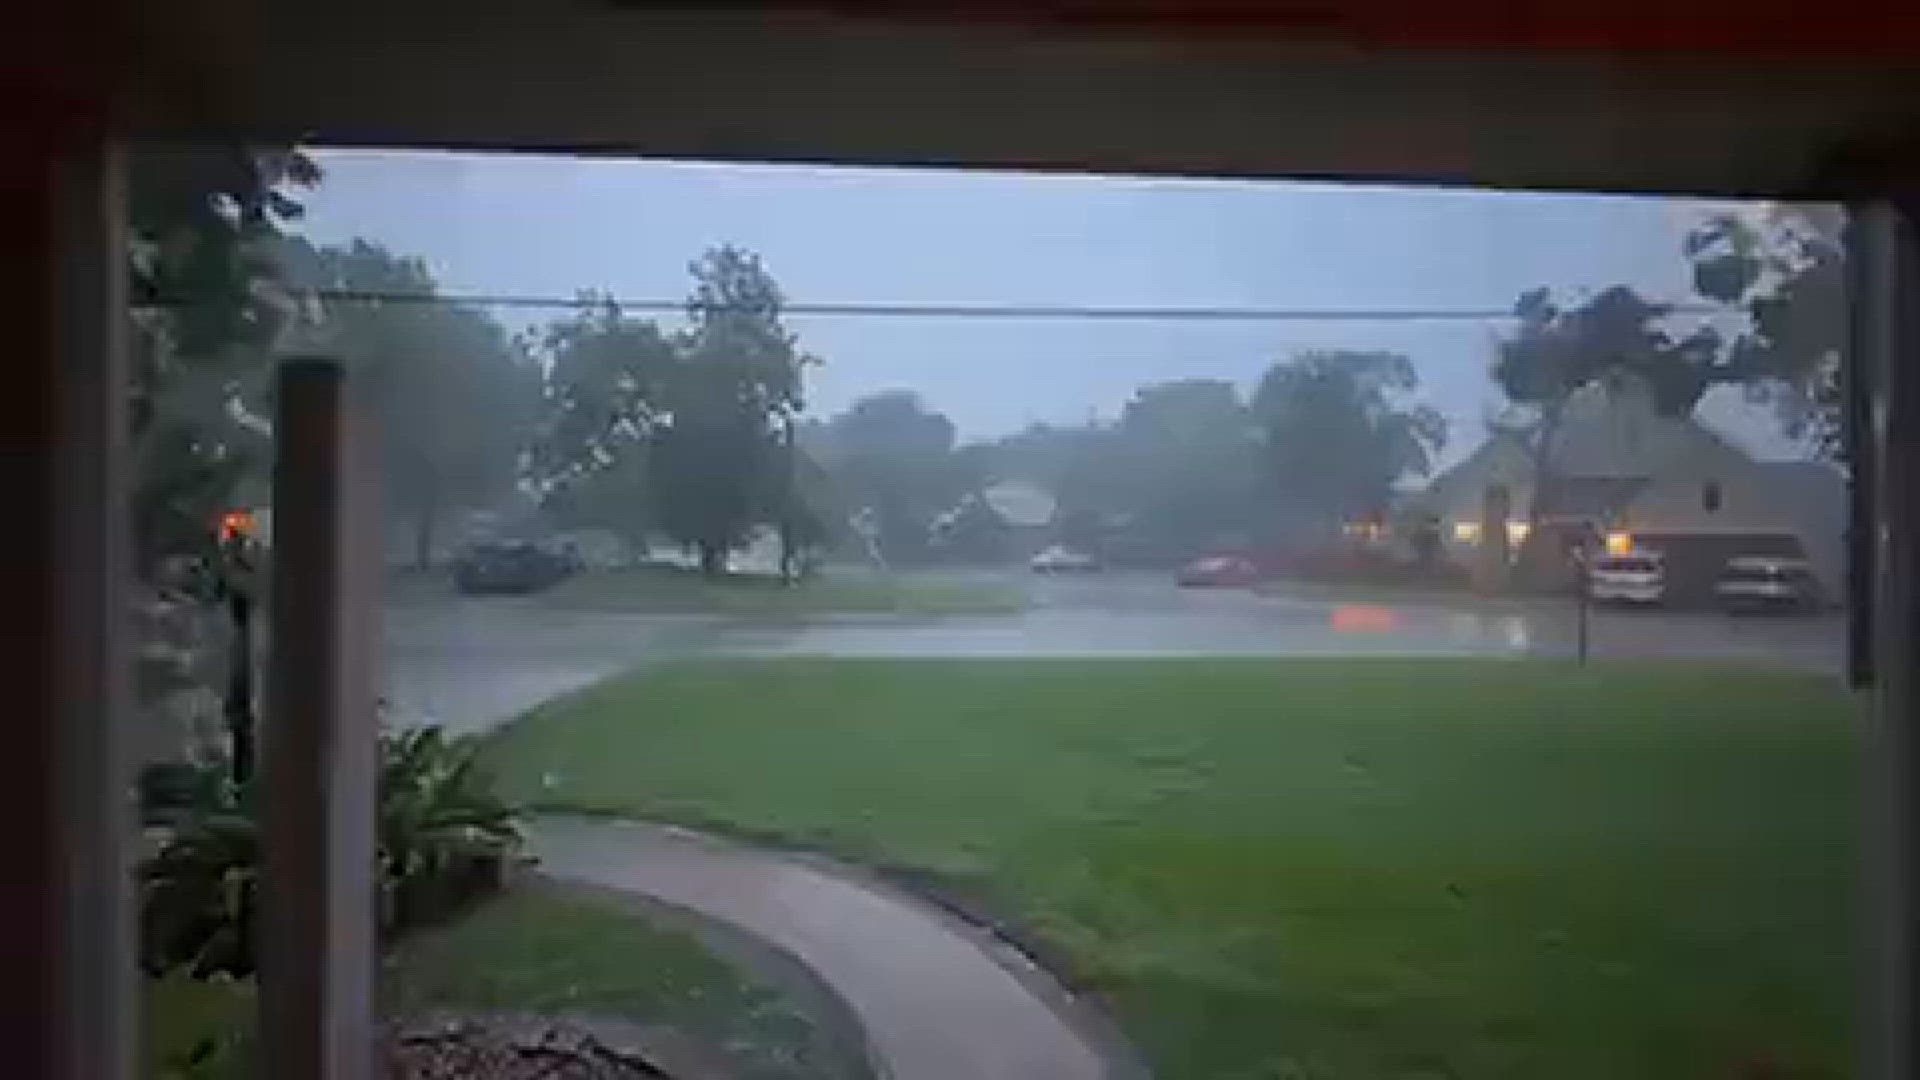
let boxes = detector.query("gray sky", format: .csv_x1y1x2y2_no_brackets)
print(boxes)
297,148,1805,466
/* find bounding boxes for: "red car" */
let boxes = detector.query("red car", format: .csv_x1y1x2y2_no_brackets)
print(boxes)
1177,554,1260,587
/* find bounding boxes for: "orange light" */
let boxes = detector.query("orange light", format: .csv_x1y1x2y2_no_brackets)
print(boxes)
1331,604,1403,633
218,510,256,542
1605,530,1633,555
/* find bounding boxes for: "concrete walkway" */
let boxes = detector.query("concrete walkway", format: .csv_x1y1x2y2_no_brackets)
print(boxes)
528,815,1127,1080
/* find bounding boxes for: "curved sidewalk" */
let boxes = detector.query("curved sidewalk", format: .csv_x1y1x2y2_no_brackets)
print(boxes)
527,815,1130,1080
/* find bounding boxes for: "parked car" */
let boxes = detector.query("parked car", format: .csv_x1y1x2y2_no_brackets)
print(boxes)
1029,544,1101,573
1177,554,1260,587
1716,555,1821,612
1587,549,1665,605
453,541,574,595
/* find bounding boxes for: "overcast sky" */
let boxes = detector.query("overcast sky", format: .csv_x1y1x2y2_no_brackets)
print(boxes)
296,148,1807,467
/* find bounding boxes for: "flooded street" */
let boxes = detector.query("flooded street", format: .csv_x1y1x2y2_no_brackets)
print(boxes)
383,569,1842,734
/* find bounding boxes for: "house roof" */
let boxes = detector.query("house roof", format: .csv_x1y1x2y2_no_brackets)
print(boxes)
979,480,1056,528
1418,373,1762,518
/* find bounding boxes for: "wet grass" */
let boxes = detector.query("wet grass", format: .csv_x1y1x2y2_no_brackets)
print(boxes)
385,877,865,1079
539,565,1028,616
486,658,1860,1079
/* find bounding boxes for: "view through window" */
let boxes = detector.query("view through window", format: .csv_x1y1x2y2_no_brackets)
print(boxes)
131,147,1856,1079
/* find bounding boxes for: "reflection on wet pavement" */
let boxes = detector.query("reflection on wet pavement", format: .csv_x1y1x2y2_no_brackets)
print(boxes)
383,570,1842,735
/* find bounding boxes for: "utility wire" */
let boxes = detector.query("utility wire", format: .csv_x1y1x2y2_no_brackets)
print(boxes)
135,288,1723,321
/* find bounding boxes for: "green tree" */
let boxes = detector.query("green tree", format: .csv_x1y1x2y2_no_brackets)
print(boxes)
1253,351,1445,531
1114,379,1261,553
1490,285,1728,525
528,298,676,555
1685,207,1845,457
650,247,815,575
279,239,539,567
128,146,320,579
818,390,958,563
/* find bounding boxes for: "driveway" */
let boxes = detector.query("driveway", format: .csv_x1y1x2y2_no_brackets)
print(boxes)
382,569,1843,734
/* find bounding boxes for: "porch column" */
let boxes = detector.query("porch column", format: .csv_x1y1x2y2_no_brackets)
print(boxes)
30,131,135,1080
1854,198,1919,1080
260,356,380,1080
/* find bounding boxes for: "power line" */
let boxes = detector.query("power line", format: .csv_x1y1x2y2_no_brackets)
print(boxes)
135,288,1723,322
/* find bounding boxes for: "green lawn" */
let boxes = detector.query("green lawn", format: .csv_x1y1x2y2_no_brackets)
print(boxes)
539,565,1027,616
149,879,868,1079
385,879,869,1079
486,658,1860,1080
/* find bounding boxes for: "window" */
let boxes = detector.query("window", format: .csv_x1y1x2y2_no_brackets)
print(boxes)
1703,481,1722,513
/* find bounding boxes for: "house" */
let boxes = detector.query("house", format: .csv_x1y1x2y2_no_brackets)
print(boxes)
1412,374,1847,600
929,479,1058,562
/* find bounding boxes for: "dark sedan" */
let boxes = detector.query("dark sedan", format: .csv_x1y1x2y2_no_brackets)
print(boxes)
453,541,575,595
1177,554,1261,588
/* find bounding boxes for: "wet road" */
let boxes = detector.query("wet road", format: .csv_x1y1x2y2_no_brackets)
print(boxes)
383,570,1843,733
734,571,1844,670
381,599,725,734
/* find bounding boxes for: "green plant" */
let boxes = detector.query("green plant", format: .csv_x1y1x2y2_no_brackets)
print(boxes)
140,798,258,978
139,759,234,829
139,724,523,978
378,725,523,932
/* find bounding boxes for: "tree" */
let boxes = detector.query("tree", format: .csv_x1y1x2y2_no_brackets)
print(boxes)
1113,379,1261,552
649,246,814,575
818,390,958,563
1252,351,1445,532
126,146,320,785
1490,285,1724,525
128,146,321,579
528,298,676,555
279,239,539,567
1686,206,1845,457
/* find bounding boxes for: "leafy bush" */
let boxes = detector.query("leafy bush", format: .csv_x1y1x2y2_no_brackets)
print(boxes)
139,775,257,977
377,725,522,932
139,724,521,977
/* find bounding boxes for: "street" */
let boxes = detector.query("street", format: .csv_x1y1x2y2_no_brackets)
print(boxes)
383,569,1844,734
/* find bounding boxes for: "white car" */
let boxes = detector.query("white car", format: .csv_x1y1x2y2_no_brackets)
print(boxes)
1029,544,1100,573
1587,550,1665,604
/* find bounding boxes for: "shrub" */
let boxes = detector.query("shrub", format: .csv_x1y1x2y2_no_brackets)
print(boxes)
377,725,523,933
139,724,522,978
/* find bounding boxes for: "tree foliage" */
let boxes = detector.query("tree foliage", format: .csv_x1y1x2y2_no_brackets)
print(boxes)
1489,285,1728,520
1493,285,1727,421
649,246,814,574
127,147,320,577
527,247,816,575
816,390,959,561
1114,379,1261,550
1685,207,1845,456
1252,351,1445,527
278,238,538,566
530,298,677,551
